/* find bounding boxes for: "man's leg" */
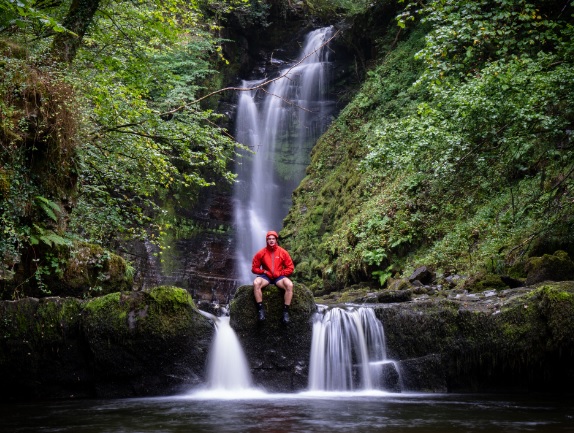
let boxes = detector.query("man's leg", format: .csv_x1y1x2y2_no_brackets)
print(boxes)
276,277,293,324
253,276,270,321
276,277,293,305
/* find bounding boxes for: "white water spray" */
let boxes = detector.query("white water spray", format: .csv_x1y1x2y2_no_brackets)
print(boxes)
233,27,335,284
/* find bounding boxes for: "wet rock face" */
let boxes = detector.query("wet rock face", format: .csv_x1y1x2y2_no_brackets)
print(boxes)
229,284,316,392
378,282,574,393
130,186,239,305
81,287,214,398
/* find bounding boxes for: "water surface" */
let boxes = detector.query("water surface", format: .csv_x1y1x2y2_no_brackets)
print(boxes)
1,392,573,433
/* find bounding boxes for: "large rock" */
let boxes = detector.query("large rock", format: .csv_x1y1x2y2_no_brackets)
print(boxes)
0,286,213,401
81,287,214,397
0,296,87,400
378,282,574,392
229,283,316,392
525,250,574,285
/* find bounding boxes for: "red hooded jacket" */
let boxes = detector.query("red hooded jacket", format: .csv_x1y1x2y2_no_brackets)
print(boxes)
251,231,294,279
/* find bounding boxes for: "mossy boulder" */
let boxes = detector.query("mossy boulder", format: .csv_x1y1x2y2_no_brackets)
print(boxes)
0,286,214,401
378,282,574,392
81,286,213,397
51,242,130,298
387,277,413,291
2,242,132,300
229,283,316,392
525,250,574,285
0,296,88,400
461,272,509,293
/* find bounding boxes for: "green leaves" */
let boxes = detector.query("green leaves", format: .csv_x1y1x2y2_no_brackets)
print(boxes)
285,0,574,291
413,0,572,84
0,0,67,33
34,196,61,222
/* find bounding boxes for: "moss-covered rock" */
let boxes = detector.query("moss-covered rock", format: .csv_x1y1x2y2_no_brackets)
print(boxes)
61,243,132,297
378,282,574,392
525,250,574,285
0,296,88,400
81,286,213,397
0,286,214,401
461,272,509,293
229,283,316,392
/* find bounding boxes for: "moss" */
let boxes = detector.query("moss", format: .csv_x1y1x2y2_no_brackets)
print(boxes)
462,272,508,293
525,250,574,285
82,287,204,344
147,286,194,310
537,282,574,349
64,243,131,295
35,297,83,341
387,278,412,291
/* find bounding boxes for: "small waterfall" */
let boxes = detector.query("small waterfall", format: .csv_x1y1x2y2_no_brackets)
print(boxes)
233,26,335,284
205,316,253,391
308,307,402,392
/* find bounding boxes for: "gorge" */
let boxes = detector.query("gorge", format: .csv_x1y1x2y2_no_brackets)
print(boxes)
1,3,574,429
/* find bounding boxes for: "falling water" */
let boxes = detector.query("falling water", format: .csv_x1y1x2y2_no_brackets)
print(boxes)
308,307,403,392
233,27,335,283
205,316,253,391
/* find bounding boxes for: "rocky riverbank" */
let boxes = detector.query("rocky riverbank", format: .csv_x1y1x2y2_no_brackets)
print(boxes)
1,278,573,401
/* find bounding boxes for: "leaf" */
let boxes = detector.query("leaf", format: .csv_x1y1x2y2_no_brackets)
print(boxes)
34,196,61,221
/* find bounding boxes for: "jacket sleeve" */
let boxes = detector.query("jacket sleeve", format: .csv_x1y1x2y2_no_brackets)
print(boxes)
281,250,295,277
252,250,264,275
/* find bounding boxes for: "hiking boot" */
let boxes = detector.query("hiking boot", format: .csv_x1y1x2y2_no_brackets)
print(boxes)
281,310,290,324
257,308,266,322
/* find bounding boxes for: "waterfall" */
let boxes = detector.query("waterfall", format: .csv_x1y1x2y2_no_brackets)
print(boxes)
205,316,253,391
308,307,403,392
233,26,335,284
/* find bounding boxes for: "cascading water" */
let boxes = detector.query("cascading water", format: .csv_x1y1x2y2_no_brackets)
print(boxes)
233,27,335,284
308,307,403,392
205,316,253,391
191,313,267,398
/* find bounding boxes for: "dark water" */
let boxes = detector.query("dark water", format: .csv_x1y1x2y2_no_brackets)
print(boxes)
1,391,573,433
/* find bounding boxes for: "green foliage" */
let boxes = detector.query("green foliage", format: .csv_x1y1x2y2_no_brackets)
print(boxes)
0,0,67,33
400,0,571,84
283,0,574,291
304,0,375,18
1,0,255,295
64,0,238,243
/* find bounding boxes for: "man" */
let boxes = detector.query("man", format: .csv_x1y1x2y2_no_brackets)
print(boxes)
251,230,294,324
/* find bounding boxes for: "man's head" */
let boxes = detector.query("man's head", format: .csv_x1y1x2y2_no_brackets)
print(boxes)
266,230,278,247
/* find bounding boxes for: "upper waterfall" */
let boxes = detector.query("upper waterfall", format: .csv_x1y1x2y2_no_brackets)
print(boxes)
233,26,336,284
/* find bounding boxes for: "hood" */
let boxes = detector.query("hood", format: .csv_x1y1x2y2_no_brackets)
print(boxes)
266,230,279,240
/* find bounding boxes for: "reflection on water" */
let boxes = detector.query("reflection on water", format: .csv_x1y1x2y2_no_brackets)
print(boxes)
1,393,573,433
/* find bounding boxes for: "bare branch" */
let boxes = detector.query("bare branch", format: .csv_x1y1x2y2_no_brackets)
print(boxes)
162,28,341,116
92,29,341,134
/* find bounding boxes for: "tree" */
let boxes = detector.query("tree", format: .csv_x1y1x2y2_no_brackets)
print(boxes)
51,0,101,62
1,0,251,295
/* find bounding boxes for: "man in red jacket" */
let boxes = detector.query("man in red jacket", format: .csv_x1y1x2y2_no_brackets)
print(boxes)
252,230,294,324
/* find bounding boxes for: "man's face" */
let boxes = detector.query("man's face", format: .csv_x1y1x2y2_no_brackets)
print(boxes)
266,235,277,247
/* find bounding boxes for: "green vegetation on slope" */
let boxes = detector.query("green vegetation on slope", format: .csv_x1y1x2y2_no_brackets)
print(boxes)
283,0,574,293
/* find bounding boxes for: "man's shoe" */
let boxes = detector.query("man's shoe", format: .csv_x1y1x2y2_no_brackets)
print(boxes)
257,308,266,322
281,310,290,324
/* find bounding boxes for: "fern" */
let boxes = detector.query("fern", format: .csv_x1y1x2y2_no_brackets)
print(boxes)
31,224,72,247
34,196,61,222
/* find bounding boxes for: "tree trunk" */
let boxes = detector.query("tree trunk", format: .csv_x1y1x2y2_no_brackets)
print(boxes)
51,0,101,63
